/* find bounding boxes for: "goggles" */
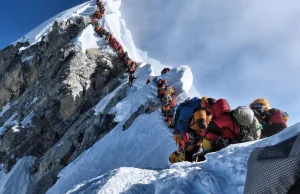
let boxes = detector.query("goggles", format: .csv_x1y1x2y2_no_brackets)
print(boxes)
252,103,267,113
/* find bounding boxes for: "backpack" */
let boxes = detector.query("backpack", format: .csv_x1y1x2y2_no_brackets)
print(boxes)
211,99,230,118
164,86,173,95
162,95,171,106
232,106,261,141
177,97,201,133
268,109,289,127
170,105,178,117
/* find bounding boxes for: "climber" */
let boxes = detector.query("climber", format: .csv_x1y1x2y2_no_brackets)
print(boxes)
94,23,101,32
116,44,123,52
166,102,176,125
103,31,111,37
94,9,102,19
99,3,105,9
109,37,117,46
169,148,185,164
122,52,130,63
92,17,99,24
127,60,137,73
164,85,176,96
250,99,288,138
96,27,105,37
249,98,271,123
105,34,112,41
125,60,131,72
118,51,129,68
185,136,202,162
112,41,122,51
157,86,166,100
189,97,215,136
161,93,173,117
96,0,101,5
201,99,240,154
128,73,136,87
120,51,128,59
161,67,171,75
146,78,151,85
157,79,167,99
112,42,118,50
100,7,105,14
262,109,288,137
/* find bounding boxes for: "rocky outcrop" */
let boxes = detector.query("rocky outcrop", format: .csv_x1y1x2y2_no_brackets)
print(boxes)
0,15,135,194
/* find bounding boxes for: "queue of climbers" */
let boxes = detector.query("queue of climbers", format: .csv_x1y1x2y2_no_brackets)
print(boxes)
92,0,138,86
93,0,290,166
152,75,290,164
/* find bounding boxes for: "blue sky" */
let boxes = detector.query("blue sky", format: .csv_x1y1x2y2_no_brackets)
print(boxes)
0,0,299,125
0,0,86,49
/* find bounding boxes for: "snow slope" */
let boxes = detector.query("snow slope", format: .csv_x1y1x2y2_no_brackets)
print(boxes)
60,123,300,194
69,0,143,62
0,157,35,194
13,1,95,47
66,167,157,194
47,63,192,194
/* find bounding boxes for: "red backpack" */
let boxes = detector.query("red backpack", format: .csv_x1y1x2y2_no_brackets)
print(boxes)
211,99,230,119
209,99,240,139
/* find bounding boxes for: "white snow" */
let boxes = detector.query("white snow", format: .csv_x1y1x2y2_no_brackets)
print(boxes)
101,11,143,62
109,65,191,122
18,46,29,54
0,157,35,194
138,49,168,76
0,113,18,135
0,103,11,118
47,109,177,194
72,0,143,62
94,82,127,115
73,25,104,52
154,123,300,194
21,112,35,127
30,97,39,106
66,167,157,194
57,122,300,194
12,1,95,46
21,56,33,63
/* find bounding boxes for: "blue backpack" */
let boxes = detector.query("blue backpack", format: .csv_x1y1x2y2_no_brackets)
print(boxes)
170,105,178,117
176,97,201,133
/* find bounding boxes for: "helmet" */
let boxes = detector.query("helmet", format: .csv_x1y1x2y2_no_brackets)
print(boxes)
250,98,270,113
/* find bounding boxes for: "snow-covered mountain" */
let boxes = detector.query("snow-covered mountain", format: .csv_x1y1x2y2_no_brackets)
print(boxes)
0,0,299,194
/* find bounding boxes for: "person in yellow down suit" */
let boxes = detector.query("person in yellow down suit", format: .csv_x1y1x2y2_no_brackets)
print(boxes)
189,96,215,135
161,93,172,117
169,148,185,164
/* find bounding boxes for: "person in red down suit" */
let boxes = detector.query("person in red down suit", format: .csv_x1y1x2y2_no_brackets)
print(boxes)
201,99,240,154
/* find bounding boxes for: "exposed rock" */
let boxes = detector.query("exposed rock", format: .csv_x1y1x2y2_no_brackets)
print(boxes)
0,14,157,194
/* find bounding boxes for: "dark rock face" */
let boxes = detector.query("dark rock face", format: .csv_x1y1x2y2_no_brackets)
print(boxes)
0,16,132,194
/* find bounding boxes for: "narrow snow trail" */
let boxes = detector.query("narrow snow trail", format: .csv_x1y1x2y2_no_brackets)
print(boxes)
66,168,157,194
